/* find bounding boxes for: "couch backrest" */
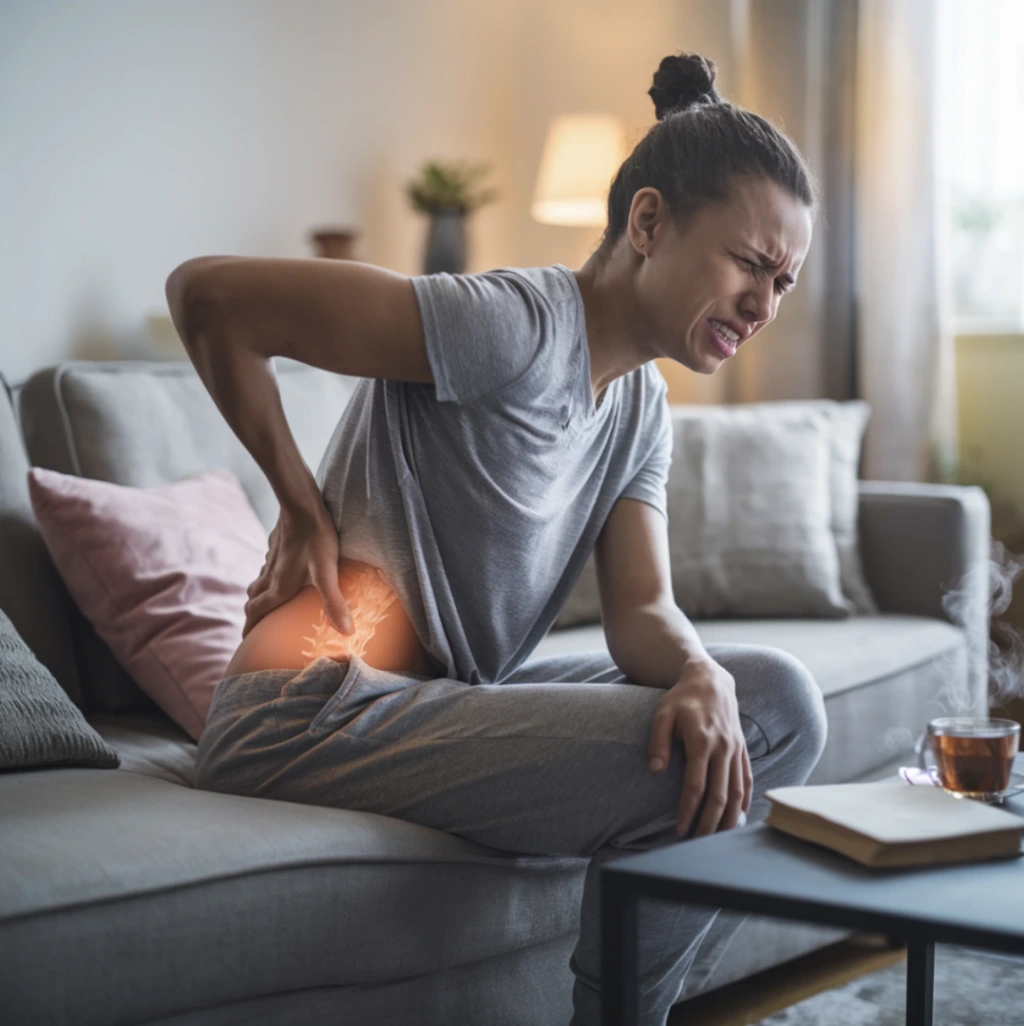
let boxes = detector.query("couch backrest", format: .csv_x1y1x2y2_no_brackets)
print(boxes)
13,357,361,713
0,372,84,704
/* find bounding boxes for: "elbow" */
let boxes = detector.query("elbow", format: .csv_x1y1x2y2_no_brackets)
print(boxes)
165,257,224,350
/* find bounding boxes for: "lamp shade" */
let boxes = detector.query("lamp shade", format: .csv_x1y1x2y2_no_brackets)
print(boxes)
531,113,628,227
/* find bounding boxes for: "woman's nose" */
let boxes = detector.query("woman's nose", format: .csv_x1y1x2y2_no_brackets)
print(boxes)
741,285,777,328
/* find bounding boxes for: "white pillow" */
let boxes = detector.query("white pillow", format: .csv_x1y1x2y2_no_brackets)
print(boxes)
553,400,876,626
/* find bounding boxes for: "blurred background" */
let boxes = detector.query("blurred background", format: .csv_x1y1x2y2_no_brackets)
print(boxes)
1,0,1021,543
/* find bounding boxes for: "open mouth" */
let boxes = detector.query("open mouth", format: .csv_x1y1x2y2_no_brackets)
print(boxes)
708,318,739,358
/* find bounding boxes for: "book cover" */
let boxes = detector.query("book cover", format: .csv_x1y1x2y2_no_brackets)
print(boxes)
765,782,1024,868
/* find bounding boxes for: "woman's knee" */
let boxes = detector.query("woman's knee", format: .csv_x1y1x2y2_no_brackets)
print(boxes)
730,645,828,775
765,647,827,769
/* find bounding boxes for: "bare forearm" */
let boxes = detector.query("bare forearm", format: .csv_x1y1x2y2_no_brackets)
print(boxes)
167,270,322,518
606,601,713,690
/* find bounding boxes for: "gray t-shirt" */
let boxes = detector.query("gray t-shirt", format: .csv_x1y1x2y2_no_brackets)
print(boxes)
315,262,671,686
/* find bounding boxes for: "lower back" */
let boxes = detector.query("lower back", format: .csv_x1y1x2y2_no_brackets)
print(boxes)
223,557,438,679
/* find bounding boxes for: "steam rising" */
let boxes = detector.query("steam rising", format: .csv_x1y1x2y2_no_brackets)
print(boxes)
940,540,1024,714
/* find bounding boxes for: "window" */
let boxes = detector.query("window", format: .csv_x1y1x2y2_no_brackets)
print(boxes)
938,0,1024,332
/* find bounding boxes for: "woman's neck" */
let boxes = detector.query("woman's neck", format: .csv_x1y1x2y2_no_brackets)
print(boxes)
571,253,658,405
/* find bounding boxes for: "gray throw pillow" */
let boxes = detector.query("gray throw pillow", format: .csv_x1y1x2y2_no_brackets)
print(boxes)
740,399,878,614
665,406,848,617
553,400,875,627
0,606,120,771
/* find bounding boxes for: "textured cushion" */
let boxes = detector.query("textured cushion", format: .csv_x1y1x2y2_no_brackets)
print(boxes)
0,372,82,704
27,466,267,741
17,359,358,713
665,406,847,616
0,768,585,1026
556,403,849,626
741,399,877,614
0,606,118,771
535,613,966,783
555,400,875,627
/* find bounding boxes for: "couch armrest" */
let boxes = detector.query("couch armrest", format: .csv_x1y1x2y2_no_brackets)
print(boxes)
858,481,991,714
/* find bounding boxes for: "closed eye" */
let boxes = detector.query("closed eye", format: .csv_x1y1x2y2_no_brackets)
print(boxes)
743,258,792,295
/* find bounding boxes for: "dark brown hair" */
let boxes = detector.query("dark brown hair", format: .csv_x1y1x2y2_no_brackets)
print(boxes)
596,53,818,257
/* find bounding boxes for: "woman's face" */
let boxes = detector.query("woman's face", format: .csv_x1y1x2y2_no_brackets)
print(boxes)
630,176,813,374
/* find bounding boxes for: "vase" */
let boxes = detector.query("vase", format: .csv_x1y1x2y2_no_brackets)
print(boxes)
309,227,361,260
424,210,467,275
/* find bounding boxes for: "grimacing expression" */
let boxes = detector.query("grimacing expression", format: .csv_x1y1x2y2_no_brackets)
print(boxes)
634,176,813,374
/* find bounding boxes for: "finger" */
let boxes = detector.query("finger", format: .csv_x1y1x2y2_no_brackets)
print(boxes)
742,743,754,815
676,740,710,837
320,578,354,635
312,556,353,634
242,600,263,639
693,751,730,837
648,706,675,773
246,569,269,599
243,591,280,635
718,746,747,831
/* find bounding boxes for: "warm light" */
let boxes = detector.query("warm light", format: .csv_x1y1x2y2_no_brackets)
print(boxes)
300,564,397,664
531,114,628,227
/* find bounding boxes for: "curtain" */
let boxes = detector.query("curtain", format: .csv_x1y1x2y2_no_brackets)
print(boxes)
720,0,862,408
854,0,958,481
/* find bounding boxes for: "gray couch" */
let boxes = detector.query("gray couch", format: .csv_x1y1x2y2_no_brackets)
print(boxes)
0,358,991,1026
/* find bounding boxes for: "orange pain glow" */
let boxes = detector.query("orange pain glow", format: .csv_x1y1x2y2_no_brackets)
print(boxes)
224,559,435,678
300,564,397,662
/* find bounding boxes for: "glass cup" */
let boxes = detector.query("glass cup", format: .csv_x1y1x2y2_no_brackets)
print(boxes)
916,717,1022,803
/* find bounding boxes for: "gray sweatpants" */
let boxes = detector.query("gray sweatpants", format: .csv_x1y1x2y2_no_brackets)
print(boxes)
194,643,828,1026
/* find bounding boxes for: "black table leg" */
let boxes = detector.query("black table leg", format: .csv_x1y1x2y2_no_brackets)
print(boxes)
601,872,639,1026
906,937,934,1026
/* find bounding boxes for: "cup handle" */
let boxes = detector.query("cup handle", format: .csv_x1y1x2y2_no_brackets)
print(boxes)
914,730,942,787
915,730,931,771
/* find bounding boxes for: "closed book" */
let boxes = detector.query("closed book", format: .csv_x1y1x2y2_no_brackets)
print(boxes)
765,782,1024,869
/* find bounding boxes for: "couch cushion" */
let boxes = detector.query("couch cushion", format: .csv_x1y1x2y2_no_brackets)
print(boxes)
88,712,199,788
535,614,967,783
0,768,585,1026
664,406,848,617
0,372,82,704
554,400,879,630
17,359,359,714
28,466,268,741
740,399,878,614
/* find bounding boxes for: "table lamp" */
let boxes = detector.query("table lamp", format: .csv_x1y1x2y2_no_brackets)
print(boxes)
531,113,628,227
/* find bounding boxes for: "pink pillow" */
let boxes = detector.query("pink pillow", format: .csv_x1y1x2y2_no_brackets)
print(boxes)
27,466,267,741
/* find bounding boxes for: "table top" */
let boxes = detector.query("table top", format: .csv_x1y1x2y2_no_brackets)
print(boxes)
603,792,1024,953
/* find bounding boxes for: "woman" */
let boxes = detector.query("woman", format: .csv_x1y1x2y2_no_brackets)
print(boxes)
171,53,828,1026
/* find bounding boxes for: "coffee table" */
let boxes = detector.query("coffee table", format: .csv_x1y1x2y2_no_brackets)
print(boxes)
600,791,1024,1026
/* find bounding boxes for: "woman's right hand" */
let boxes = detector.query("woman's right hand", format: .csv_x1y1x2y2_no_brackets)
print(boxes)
242,502,354,639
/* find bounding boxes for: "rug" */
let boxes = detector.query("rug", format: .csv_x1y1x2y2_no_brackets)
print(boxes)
757,945,1024,1025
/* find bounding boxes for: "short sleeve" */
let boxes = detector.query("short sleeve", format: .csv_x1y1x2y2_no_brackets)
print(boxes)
410,268,550,405
618,371,672,520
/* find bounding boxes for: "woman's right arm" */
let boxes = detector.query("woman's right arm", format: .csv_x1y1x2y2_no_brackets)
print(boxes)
164,255,434,636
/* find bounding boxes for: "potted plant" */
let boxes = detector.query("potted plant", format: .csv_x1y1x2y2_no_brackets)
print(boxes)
405,159,499,274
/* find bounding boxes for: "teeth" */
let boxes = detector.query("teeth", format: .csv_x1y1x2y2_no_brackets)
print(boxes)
710,319,740,343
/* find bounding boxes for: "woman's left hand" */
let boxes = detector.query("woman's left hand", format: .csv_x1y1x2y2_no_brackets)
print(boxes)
647,655,753,838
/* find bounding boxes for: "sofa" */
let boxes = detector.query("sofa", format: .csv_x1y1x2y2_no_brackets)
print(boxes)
0,357,991,1026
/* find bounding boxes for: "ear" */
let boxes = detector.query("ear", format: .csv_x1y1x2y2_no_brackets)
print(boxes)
627,188,664,255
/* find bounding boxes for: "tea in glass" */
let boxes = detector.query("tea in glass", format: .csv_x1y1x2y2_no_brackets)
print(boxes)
919,718,1020,800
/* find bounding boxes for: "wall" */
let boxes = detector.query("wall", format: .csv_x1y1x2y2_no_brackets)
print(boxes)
1,0,737,387
0,0,520,381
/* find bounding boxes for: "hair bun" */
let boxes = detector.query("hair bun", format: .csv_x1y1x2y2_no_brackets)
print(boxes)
649,53,720,121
